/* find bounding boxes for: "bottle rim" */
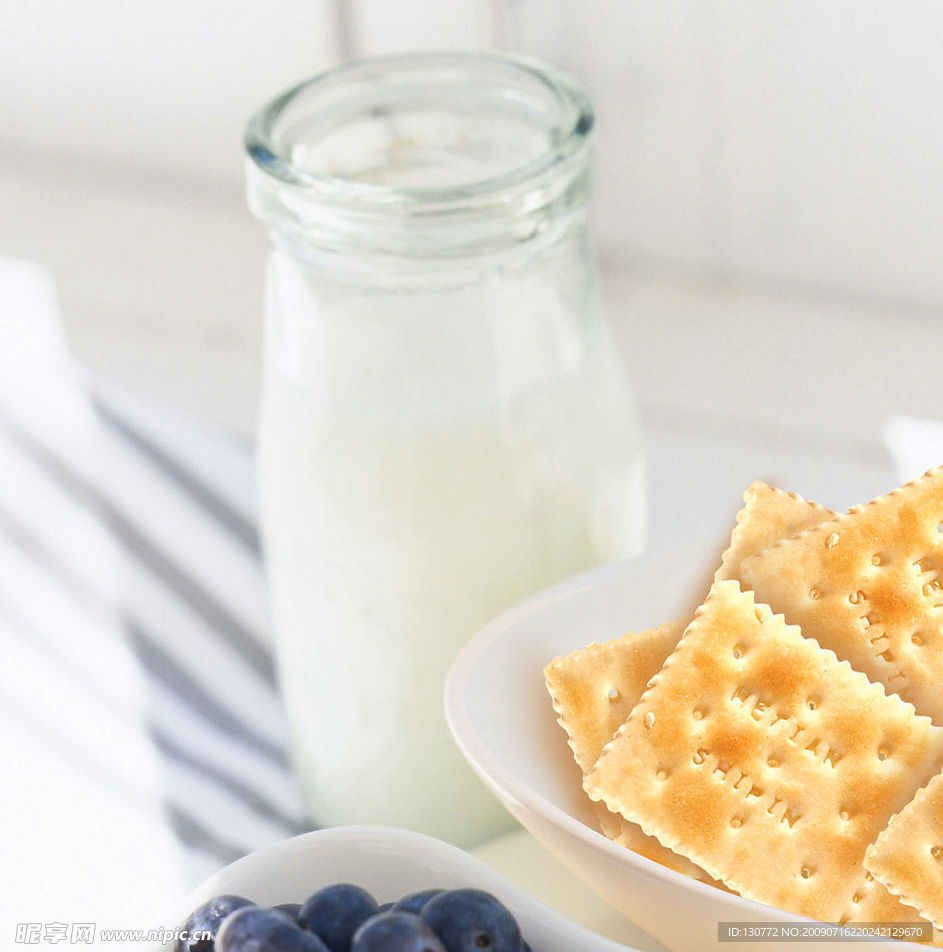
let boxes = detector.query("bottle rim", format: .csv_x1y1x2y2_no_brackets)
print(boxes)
244,50,594,221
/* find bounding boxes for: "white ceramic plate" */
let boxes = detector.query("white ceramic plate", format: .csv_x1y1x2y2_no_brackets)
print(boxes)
444,545,927,952
156,825,639,952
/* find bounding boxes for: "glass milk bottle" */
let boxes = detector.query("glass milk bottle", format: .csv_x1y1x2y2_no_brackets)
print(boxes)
245,51,645,847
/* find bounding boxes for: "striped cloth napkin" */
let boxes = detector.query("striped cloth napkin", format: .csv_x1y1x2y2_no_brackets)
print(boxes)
0,259,309,939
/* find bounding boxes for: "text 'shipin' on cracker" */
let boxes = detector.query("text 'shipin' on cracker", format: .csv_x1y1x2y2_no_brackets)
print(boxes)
740,465,943,725
865,768,943,929
544,481,832,883
584,581,943,924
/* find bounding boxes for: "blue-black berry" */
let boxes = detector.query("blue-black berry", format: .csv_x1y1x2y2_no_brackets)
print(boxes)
298,883,379,952
352,911,447,952
217,906,328,952
176,895,255,952
420,890,522,952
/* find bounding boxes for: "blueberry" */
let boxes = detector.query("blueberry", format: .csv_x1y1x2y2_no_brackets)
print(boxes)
273,904,303,923
352,911,447,952
391,891,445,915
420,890,522,952
176,895,255,952
299,883,379,952
217,906,329,952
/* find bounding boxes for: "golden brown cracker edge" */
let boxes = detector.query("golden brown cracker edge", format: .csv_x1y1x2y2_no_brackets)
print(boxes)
865,768,943,930
584,580,942,925
740,465,943,725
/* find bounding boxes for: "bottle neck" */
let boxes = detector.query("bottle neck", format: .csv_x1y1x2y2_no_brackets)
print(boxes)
245,52,596,276
246,150,593,277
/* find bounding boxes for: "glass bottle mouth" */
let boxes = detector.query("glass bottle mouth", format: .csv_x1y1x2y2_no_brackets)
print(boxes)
245,51,595,260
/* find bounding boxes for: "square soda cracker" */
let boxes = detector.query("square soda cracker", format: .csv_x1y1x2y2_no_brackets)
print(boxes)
544,480,831,776
865,769,943,929
545,622,683,776
740,465,943,725
584,580,943,923
715,482,834,582
544,622,713,878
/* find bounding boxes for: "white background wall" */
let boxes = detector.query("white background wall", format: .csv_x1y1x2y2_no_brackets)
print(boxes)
4,2,943,438
9,2,943,294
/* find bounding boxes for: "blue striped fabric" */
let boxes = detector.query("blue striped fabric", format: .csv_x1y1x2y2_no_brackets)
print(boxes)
89,379,314,877
0,260,311,938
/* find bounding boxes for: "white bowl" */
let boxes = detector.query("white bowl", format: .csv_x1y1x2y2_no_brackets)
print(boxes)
444,545,927,952
157,825,639,952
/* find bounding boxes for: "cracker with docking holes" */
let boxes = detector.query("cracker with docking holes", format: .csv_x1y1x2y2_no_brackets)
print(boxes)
545,622,683,776
544,622,713,879
715,482,834,582
544,482,831,882
584,580,943,923
740,465,943,725
864,768,943,929
543,481,831,773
